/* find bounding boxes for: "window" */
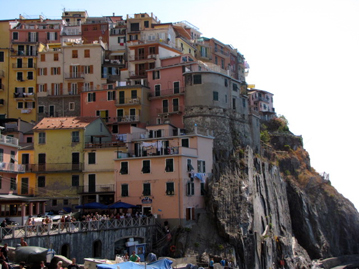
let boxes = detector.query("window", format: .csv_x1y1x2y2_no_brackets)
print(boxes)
144,21,149,28
155,85,160,97
242,98,246,108
193,74,202,84
27,72,33,80
72,50,78,58
187,159,194,172
72,175,79,186
166,182,174,195
54,54,59,61
121,184,129,197
232,98,236,110
83,65,92,74
152,70,160,80
149,46,155,54
41,54,45,62
173,82,180,94
0,52,4,62
39,132,46,144
142,160,150,173
9,178,16,190
17,72,23,81
84,49,90,58
52,200,57,206
72,131,79,142
38,105,44,113
186,181,194,196
233,83,238,92
107,91,115,101
17,102,23,109
28,87,34,94
88,152,96,164
120,162,128,174
87,92,96,102
0,149,3,162
51,67,60,75
198,160,206,173
63,199,69,206
38,176,45,187
69,102,75,111
12,32,18,40
165,159,174,172
182,138,189,148
143,183,151,196
213,91,219,101
224,79,228,87
26,137,32,143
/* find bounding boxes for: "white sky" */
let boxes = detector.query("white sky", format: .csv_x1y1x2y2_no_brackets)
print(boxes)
2,0,359,209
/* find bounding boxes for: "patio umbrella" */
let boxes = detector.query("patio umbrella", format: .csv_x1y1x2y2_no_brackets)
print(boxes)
75,202,108,209
108,201,137,209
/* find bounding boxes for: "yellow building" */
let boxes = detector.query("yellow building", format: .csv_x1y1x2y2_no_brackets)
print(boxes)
32,116,112,211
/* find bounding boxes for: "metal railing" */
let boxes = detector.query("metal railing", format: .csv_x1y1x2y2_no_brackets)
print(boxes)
156,106,183,114
13,92,36,98
0,217,155,239
116,97,141,105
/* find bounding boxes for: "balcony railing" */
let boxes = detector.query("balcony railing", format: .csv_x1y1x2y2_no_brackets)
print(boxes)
149,87,185,98
64,72,85,79
115,115,140,123
129,71,146,78
116,97,141,106
30,163,83,172
85,141,125,148
0,162,25,173
0,134,19,146
13,92,36,98
128,54,157,61
78,184,115,193
12,63,36,69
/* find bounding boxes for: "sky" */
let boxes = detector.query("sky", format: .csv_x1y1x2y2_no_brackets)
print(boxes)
1,0,359,209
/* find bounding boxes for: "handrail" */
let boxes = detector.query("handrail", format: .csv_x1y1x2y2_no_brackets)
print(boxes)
0,217,155,239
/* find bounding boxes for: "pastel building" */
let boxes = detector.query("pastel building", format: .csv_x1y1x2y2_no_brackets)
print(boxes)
8,16,62,122
32,116,112,211
61,10,88,43
147,54,199,127
248,89,276,121
114,124,214,226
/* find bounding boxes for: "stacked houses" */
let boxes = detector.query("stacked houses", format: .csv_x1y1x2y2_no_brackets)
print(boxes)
0,11,275,226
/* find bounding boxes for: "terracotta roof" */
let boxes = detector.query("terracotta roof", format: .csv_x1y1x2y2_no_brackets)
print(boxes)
33,117,99,130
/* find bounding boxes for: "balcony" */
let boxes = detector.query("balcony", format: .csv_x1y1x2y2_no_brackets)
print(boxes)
149,87,185,99
121,146,198,158
65,72,85,79
85,141,125,148
128,54,157,61
11,50,37,57
13,92,35,99
78,184,115,193
116,97,141,106
0,162,25,173
31,163,83,173
12,63,37,69
156,106,183,115
0,134,19,146
129,71,146,78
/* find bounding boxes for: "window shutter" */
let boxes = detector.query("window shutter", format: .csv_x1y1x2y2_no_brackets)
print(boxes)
90,65,93,74
68,83,71,92
60,83,63,94
44,84,47,92
78,82,83,92
44,68,47,76
70,66,73,74
36,85,39,93
93,92,96,102
58,67,61,75
81,65,84,73
37,68,40,76
186,208,190,220
51,83,54,94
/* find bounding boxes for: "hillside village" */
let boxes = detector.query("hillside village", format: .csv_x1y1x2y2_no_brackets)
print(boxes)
0,11,276,227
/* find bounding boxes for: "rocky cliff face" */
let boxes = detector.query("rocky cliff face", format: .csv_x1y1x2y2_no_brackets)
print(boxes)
176,116,359,268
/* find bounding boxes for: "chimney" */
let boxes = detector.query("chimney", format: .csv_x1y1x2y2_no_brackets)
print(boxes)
113,12,115,16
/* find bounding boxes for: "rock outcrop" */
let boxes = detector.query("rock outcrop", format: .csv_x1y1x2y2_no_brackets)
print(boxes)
176,116,359,268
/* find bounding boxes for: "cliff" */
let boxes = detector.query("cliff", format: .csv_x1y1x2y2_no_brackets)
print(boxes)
174,116,359,268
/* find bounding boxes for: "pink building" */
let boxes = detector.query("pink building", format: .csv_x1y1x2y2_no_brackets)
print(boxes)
147,54,199,127
248,89,276,121
114,124,213,226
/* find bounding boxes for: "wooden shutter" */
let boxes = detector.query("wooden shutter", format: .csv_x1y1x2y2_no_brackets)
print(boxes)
44,68,47,76
90,65,93,74
44,84,47,92
60,83,63,95
58,67,61,75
